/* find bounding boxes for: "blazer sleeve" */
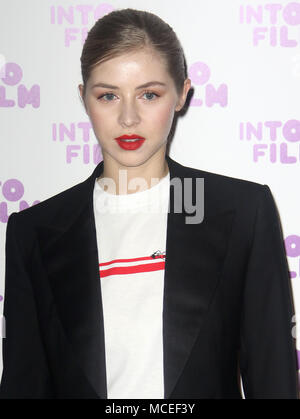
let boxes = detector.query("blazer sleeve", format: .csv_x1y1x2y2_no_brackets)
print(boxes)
0,212,54,398
239,184,299,399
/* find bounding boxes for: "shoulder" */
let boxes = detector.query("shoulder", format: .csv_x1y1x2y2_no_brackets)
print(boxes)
177,160,268,213
7,177,90,231
181,160,264,190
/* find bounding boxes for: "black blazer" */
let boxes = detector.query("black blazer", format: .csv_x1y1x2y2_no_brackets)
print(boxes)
0,155,298,399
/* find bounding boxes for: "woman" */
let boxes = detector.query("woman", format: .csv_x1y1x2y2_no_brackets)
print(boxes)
0,8,298,399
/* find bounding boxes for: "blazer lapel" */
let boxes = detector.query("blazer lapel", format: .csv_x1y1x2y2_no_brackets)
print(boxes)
163,156,235,398
35,161,107,398
35,155,235,399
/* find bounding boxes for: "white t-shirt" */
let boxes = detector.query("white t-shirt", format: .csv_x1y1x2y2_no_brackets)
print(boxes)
93,170,170,399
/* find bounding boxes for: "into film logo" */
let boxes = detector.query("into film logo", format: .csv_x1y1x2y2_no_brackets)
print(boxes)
96,172,204,225
0,60,40,108
239,119,300,164
52,121,102,165
50,3,114,47
188,62,228,108
240,2,300,47
0,178,40,223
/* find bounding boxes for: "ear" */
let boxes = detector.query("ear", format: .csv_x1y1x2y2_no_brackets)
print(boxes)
78,84,88,114
175,78,191,112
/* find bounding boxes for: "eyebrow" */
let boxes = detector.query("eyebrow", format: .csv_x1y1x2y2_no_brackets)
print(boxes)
91,81,167,90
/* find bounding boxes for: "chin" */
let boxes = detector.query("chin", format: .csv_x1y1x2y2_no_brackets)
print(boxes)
103,143,166,166
117,155,151,168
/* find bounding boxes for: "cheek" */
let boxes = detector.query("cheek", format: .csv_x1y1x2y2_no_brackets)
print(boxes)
88,103,105,119
147,101,174,125
88,106,113,131
150,104,175,133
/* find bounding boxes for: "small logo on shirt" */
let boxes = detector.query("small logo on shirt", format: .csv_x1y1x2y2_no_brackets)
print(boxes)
150,250,166,259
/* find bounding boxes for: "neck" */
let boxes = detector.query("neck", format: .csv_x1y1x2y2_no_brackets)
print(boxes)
97,153,169,195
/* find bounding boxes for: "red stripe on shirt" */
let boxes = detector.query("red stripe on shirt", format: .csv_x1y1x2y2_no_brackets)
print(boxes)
100,261,165,278
99,255,165,267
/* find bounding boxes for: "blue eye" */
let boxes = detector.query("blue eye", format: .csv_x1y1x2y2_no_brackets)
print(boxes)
98,93,116,101
143,91,158,100
97,91,159,102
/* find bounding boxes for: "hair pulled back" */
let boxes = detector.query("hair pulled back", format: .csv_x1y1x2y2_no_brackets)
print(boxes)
80,8,187,97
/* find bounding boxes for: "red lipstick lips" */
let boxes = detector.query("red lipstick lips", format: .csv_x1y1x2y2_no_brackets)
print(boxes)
115,134,146,150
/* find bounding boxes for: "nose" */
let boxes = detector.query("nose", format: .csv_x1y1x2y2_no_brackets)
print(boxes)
118,98,141,128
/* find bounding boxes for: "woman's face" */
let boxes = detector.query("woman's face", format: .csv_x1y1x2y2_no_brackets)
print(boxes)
79,48,191,170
